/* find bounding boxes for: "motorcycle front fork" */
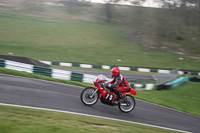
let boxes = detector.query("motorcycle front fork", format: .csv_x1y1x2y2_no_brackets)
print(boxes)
89,88,98,98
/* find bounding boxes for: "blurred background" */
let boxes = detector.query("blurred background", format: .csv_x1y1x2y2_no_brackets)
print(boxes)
0,0,199,71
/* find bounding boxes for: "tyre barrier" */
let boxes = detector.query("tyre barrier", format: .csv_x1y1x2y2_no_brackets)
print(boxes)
0,59,154,90
189,77,200,82
40,61,200,76
157,77,189,90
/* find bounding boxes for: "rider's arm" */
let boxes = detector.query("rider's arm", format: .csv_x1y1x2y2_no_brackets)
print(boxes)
109,78,115,84
108,81,120,89
108,75,122,89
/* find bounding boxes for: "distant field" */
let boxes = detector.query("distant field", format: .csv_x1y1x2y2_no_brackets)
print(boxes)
0,12,199,71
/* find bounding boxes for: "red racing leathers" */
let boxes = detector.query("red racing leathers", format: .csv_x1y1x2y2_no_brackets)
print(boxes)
108,74,130,99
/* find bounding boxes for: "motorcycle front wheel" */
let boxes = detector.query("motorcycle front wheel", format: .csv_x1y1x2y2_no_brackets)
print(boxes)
80,87,99,106
118,95,136,113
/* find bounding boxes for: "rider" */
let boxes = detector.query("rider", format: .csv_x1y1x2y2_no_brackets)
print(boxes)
104,67,130,100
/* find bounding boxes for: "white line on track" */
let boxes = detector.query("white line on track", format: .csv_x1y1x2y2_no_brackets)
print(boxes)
0,103,191,133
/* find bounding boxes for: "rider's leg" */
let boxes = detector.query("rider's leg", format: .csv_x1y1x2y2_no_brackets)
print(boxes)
115,88,123,100
115,87,130,99
112,89,121,100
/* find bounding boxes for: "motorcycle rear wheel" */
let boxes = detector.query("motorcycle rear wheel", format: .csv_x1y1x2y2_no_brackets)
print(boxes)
118,95,136,113
80,87,99,106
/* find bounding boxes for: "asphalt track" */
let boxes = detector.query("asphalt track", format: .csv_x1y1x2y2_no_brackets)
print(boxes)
0,74,200,133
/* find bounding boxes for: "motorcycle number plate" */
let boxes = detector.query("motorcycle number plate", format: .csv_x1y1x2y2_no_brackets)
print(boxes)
105,93,114,101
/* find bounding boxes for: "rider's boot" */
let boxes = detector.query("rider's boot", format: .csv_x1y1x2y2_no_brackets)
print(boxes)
119,94,127,102
115,90,122,100
113,94,120,105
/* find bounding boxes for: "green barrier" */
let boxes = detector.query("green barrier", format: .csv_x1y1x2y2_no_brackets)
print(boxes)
130,84,135,89
131,67,138,71
169,77,189,88
52,62,59,65
150,69,158,73
33,66,52,77
71,72,83,82
110,66,118,69
191,72,199,76
142,84,146,88
0,59,5,68
92,65,102,69
72,63,80,67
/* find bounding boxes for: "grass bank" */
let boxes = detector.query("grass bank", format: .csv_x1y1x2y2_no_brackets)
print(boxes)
135,82,200,116
0,12,200,71
0,68,199,117
0,105,182,133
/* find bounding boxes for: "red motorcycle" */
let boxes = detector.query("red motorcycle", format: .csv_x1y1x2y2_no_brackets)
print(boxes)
80,75,136,113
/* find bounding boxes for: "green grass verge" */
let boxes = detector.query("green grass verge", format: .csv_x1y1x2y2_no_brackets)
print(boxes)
135,82,200,117
0,68,199,117
0,11,200,71
0,105,182,133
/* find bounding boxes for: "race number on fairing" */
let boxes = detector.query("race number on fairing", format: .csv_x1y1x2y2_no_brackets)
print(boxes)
105,93,114,101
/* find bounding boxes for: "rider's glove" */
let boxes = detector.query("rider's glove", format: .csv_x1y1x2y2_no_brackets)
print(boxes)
102,83,112,88
102,83,107,88
107,83,111,88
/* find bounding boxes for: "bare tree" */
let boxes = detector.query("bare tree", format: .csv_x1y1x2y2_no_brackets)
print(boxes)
103,0,147,22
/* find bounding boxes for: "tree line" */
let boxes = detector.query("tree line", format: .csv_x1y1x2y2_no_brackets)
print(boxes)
101,0,200,56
